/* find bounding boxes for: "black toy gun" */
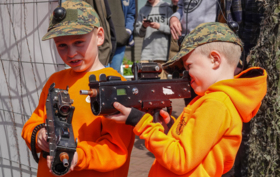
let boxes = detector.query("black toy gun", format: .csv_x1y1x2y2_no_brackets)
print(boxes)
80,62,191,122
45,83,77,176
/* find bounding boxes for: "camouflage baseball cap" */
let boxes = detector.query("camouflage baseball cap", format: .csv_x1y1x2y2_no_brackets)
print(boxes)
42,0,100,41
163,22,243,74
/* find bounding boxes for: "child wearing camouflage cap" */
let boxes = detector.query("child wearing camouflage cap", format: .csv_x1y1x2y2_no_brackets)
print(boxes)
106,22,267,176
21,1,135,176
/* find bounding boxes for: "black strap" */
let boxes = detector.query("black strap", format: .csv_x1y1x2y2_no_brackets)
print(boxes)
31,123,45,163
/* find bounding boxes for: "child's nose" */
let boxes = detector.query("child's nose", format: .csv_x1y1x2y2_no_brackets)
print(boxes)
67,47,77,58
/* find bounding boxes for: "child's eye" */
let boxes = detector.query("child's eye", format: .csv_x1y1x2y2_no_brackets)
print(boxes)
75,41,84,45
58,44,67,48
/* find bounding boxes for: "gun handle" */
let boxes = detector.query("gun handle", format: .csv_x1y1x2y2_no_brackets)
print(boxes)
167,106,172,115
153,108,161,123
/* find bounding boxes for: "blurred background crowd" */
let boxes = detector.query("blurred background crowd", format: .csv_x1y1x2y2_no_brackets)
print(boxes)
103,0,263,81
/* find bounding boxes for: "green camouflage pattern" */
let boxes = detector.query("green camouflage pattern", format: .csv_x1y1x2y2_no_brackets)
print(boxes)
163,22,244,74
42,0,100,41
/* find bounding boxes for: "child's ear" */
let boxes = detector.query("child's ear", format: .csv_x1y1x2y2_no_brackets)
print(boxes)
209,51,221,69
96,27,104,46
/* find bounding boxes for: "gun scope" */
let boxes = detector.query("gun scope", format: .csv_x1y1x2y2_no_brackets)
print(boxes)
55,91,74,116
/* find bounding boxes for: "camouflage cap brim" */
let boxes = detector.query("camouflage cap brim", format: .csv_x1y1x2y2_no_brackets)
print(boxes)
42,24,94,41
163,47,195,74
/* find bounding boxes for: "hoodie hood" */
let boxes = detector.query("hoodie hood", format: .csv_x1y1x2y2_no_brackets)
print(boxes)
206,67,267,123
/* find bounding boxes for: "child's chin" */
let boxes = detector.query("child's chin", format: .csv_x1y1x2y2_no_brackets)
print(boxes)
194,89,204,96
71,67,87,73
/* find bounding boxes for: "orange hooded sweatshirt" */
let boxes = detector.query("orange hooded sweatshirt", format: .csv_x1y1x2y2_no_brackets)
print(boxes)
21,68,135,177
131,67,267,177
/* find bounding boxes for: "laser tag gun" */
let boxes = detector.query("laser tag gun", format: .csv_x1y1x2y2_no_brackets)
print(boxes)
45,83,77,176
80,62,191,122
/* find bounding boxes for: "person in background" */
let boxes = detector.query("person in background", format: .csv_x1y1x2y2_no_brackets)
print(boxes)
107,0,136,73
168,0,180,60
135,0,173,79
169,0,242,40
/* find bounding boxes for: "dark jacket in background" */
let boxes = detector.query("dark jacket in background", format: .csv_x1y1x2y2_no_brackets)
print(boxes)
217,0,242,24
108,0,135,46
84,0,117,65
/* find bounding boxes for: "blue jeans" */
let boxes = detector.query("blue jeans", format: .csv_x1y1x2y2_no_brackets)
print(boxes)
109,46,126,73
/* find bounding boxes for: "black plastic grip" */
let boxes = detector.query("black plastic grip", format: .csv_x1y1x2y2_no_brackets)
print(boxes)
31,123,45,163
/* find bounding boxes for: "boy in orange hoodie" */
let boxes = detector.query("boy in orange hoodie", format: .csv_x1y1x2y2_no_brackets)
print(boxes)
106,22,267,176
21,0,135,176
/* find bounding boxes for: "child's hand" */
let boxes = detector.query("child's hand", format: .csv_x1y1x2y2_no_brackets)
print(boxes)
105,102,132,123
149,22,160,30
37,128,49,152
47,152,78,174
160,109,171,124
160,110,173,134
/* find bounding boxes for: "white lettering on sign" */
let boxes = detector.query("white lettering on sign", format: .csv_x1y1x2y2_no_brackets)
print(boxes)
163,87,174,95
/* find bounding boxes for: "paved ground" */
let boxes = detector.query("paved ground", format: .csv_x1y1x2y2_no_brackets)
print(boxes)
127,98,186,177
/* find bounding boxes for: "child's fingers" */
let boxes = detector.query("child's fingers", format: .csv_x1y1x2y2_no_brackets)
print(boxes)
113,102,130,115
113,102,123,110
70,152,78,171
105,102,131,123
106,112,127,123
38,140,49,152
160,110,170,124
37,129,50,152
46,155,53,170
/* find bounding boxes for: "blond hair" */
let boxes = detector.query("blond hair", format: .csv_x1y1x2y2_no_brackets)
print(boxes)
194,42,242,67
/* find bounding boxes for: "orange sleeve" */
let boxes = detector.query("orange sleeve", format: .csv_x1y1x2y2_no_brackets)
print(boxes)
75,119,134,171
21,83,48,152
134,99,233,175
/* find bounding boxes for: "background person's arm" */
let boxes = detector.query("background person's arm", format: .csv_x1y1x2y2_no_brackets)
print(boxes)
170,0,184,39
135,10,147,37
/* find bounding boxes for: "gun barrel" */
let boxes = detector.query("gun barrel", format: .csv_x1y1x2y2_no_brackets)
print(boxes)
80,89,97,97
62,159,69,167
60,152,69,167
